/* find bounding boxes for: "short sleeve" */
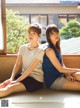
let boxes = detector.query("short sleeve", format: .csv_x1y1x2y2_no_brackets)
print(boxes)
18,45,25,55
36,49,44,61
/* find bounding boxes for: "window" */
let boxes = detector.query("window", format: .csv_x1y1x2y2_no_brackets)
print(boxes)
48,14,58,26
68,15,78,21
17,14,29,23
58,15,67,29
0,1,3,50
0,0,6,54
31,15,47,27
1,0,80,54
78,14,80,22
31,15,47,43
59,15,80,54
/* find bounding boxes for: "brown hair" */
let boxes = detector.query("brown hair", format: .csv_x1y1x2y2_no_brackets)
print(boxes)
46,24,61,53
28,23,42,35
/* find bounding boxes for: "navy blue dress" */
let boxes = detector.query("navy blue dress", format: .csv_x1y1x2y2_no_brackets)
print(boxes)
42,45,63,88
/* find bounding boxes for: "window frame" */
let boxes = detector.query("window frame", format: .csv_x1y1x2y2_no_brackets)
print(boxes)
0,0,6,54
0,2,80,55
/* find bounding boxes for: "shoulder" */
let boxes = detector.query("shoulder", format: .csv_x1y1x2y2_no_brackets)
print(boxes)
46,48,55,55
18,44,29,54
45,48,55,57
35,45,44,59
19,44,29,50
37,44,44,53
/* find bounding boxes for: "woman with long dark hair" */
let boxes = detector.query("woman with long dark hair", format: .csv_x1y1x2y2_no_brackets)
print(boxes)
42,24,80,91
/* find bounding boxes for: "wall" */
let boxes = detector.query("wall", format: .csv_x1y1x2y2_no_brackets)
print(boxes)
6,5,80,14
0,55,80,82
0,55,17,82
63,55,80,68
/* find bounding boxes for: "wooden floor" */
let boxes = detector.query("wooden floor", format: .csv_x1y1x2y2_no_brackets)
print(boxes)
0,88,80,108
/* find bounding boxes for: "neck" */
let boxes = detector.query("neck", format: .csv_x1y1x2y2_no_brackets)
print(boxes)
28,42,39,50
31,42,39,47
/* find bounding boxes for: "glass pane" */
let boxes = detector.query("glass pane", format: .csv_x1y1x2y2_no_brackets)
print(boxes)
78,15,80,22
48,14,58,26
59,14,80,54
31,15,47,27
31,15,47,43
18,14,29,23
0,0,3,50
58,15,67,29
31,15,38,23
68,15,77,21
6,9,29,53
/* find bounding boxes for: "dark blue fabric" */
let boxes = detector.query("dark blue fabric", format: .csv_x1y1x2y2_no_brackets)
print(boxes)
14,74,43,92
42,45,63,88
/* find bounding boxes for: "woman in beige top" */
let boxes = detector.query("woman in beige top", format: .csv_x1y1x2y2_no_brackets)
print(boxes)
0,23,44,98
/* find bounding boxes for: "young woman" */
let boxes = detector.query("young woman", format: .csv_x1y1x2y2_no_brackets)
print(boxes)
0,23,44,98
42,24,80,91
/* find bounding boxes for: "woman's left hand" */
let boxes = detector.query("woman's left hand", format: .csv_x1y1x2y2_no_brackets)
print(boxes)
66,75,76,82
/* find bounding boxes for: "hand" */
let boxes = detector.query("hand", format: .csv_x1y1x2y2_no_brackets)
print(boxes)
66,75,75,82
76,69,80,72
10,80,18,84
4,78,12,86
0,78,13,89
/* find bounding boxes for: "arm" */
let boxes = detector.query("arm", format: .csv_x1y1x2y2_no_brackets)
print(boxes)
61,56,76,81
1,54,22,86
16,58,41,82
16,49,44,82
46,48,80,74
10,54,22,80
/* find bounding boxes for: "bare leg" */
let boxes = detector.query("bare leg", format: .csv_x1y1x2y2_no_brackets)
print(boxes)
61,80,80,91
0,82,6,89
0,79,11,89
71,72,80,81
0,82,26,98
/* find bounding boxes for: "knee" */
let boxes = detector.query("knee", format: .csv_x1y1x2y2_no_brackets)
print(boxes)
0,86,14,98
75,74,80,81
0,87,8,97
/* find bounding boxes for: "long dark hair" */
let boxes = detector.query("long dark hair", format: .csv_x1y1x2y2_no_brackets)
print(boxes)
46,24,61,53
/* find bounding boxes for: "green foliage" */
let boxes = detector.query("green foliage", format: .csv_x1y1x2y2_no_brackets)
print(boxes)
6,9,30,53
60,20,80,39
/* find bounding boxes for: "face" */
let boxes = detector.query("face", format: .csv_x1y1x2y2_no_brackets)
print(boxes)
50,31,60,45
28,30,40,43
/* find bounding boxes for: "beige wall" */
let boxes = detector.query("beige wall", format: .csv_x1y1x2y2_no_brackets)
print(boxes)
7,5,80,14
0,55,80,82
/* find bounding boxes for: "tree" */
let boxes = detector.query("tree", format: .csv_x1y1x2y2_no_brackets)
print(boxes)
60,20,80,39
6,9,30,53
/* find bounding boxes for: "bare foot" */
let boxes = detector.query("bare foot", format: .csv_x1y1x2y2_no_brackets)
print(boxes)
0,83,6,89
